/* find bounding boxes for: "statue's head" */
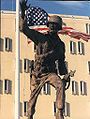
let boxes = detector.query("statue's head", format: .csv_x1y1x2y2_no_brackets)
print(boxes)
47,15,62,33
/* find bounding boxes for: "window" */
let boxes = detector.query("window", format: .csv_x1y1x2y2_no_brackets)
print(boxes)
53,102,56,116
80,81,87,95
78,41,85,55
72,81,78,95
64,102,70,117
34,43,36,52
0,80,3,94
4,79,12,94
20,60,22,73
24,59,30,73
86,23,90,35
88,61,90,74
20,102,23,117
43,82,51,95
0,38,4,51
86,23,88,34
24,101,28,116
70,41,77,54
4,37,12,51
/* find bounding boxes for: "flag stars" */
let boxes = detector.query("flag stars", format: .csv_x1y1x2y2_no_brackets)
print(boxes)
26,6,48,26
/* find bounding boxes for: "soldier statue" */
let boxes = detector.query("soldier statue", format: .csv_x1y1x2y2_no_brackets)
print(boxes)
20,0,75,119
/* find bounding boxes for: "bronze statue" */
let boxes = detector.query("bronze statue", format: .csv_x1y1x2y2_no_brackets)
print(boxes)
20,1,75,119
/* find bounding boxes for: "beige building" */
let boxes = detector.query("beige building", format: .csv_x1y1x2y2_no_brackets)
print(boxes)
0,11,90,119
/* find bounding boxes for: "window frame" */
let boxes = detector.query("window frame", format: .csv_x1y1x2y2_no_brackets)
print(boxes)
72,80,78,95
80,81,87,95
78,41,85,55
64,102,70,117
24,101,28,116
24,59,30,73
4,37,12,52
85,23,90,35
43,82,51,95
88,61,90,74
70,41,77,54
4,79,12,94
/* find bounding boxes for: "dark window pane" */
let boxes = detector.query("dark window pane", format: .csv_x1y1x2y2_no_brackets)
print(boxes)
54,102,56,115
78,41,80,53
47,82,51,95
0,38,3,51
70,41,73,53
43,83,46,94
86,23,88,34
88,61,90,74
24,102,27,113
0,80,3,94
82,43,85,55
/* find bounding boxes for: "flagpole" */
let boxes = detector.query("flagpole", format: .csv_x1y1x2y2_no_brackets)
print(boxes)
15,0,20,119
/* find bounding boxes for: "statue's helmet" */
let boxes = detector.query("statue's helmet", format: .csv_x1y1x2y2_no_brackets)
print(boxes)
47,15,62,30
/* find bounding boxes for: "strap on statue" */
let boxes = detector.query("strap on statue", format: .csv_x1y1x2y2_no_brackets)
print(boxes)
55,60,76,90
55,60,61,77
29,60,34,78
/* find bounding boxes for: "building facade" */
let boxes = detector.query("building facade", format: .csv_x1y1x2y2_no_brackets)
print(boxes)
0,11,90,119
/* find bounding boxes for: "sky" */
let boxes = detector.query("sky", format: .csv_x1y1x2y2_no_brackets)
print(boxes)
1,0,90,16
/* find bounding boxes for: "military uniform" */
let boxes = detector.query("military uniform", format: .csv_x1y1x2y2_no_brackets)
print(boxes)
22,21,67,74
20,18,68,119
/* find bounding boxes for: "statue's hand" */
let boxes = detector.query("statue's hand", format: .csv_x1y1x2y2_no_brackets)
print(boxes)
20,0,29,11
20,0,30,18
69,70,76,77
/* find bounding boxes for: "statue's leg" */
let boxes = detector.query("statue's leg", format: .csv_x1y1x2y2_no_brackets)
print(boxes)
28,73,65,119
47,73,65,119
28,75,41,119
28,74,47,119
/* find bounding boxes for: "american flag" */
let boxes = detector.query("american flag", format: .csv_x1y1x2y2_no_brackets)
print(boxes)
59,27,90,42
26,6,90,42
26,6,48,26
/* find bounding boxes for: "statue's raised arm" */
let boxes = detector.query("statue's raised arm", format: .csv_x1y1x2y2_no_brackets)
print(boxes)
19,0,29,31
19,0,45,44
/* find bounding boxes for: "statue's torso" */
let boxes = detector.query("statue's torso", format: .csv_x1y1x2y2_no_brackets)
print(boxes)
22,26,67,75
34,33,65,74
